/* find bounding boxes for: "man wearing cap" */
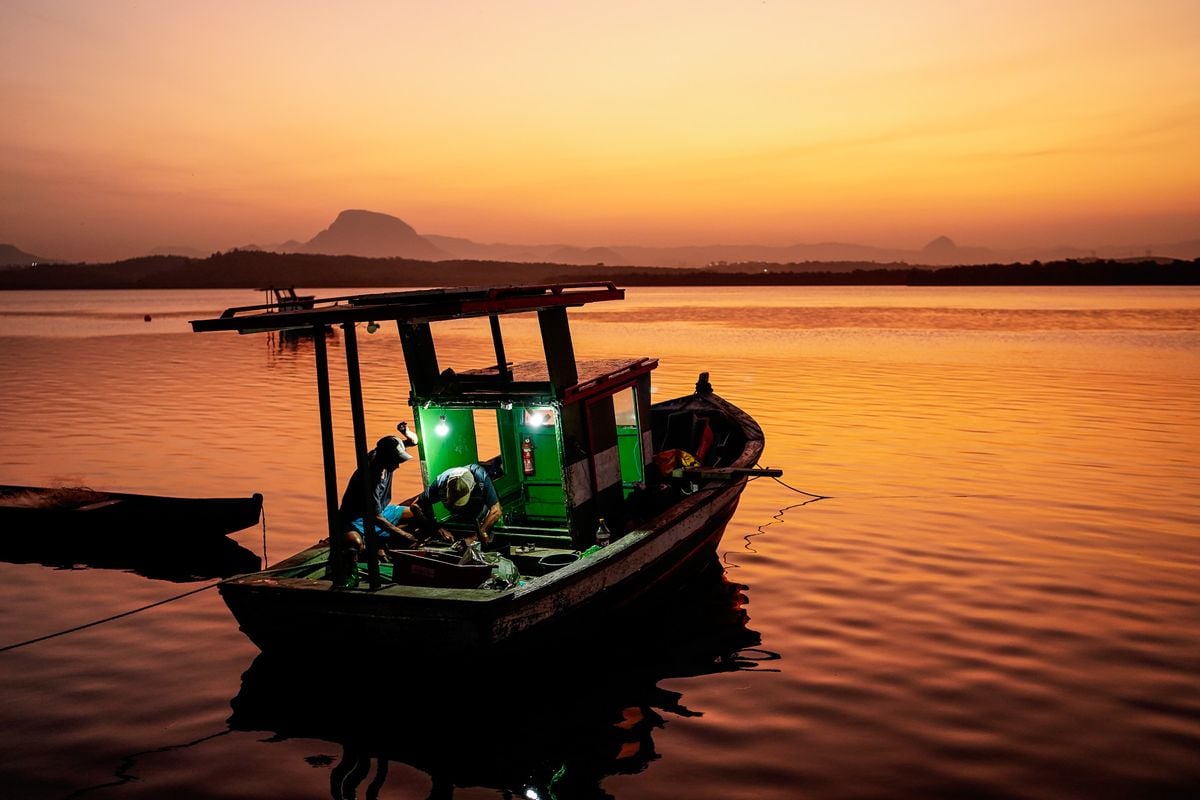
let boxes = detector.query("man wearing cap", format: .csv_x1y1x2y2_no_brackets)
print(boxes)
332,431,424,587
418,463,502,547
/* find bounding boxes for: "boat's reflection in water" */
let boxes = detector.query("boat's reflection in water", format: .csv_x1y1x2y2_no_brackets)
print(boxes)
228,556,777,799
0,535,262,583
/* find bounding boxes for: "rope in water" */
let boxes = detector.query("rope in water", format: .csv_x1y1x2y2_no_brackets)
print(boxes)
768,475,830,499
0,581,220,654
753,463,831,500
1,498,278,654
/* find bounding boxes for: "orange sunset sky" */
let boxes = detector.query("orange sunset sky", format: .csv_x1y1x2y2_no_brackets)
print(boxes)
2,0,1198,263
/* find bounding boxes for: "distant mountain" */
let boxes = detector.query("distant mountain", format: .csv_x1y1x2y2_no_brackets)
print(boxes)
427,233,1200,268
298,209,446,260
430,234,992,268
210,210,1197,268
0,243,57,269
421,235,628,265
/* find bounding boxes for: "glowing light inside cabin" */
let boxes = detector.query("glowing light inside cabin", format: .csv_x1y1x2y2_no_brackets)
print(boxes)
524,407,556,428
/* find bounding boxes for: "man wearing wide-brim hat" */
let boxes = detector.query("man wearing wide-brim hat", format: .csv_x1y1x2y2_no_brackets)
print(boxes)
417,462,502,548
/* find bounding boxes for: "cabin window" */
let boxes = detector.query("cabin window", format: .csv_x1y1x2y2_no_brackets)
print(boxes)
476,408,520,503
613,387,644,495
473,409,502,464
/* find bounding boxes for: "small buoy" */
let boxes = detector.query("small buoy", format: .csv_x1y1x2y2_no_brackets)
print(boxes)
144,314,152,322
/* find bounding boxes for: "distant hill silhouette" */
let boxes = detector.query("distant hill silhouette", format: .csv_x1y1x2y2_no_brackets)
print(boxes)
421,235,629,266
427,230,1200,268
0,243,57,269
9,208,1198,268
297,209,446,260
0,250,1194,290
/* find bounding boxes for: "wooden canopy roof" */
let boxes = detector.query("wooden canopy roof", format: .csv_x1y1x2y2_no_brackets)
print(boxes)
190,282,623,334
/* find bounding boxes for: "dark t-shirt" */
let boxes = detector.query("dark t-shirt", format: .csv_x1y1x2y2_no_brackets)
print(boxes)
337,464,393,527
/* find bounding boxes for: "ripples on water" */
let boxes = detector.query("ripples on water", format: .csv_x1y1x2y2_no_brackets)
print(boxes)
0,286,1197,799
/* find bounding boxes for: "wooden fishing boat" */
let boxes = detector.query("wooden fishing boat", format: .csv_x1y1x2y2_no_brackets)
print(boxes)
258,285,316,313
0,485,264,579
191,283,778,655
0,485,263,538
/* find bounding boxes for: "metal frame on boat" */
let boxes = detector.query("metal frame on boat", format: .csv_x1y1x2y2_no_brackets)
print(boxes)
191,283,776,655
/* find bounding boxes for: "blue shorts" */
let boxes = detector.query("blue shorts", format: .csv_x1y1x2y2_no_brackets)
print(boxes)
350,504,408,541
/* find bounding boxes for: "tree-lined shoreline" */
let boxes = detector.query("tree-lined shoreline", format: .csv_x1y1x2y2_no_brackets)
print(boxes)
0,250,1195,290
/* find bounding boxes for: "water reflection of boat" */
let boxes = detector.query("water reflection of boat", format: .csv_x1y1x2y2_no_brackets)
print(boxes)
228,556,774,798
0,534,263,582
191,284,781,655
0,484,264,581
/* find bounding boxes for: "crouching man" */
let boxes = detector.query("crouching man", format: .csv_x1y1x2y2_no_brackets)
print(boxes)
416,463,502,549
330,433,420,589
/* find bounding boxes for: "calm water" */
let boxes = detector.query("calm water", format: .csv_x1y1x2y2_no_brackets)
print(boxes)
0,286,1197,799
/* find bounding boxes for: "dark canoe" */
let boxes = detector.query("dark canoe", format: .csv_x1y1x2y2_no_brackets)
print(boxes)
218,389,764,656
0,485,263,539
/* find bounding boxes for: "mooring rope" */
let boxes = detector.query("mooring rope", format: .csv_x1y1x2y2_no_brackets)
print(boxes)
0,581,220,654
260,501,269,566
754,462,831,500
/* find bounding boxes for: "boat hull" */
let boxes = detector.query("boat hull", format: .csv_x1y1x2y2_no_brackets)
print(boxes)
0,486,265,579
219,389,764,656
220,482,745,656
0,485,264,540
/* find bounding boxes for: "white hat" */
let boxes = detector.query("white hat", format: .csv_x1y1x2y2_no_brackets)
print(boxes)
446,468,476,507
376,435,413,462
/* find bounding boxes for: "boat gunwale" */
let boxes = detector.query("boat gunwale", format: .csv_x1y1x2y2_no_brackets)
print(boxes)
219,389,764,605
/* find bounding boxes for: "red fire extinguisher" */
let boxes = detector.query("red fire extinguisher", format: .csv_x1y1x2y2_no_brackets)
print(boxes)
522,436,535,475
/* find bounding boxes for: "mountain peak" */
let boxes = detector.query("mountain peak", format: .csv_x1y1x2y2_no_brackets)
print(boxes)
330,209,417,234
923,235,957,252
0,243,57,268
303,210,445,260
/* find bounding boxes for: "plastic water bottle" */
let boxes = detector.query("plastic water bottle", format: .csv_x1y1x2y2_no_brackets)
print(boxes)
596,518,611,547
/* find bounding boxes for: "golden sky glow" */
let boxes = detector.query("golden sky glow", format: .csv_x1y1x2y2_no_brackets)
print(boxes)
2,0,1198,261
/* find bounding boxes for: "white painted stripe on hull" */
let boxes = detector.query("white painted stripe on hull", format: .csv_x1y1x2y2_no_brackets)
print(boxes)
566,444,623,505
565,458,592,507
593,445,621,491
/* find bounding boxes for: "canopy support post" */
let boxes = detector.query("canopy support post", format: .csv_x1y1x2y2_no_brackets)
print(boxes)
489,314,511,381
343,320,381,591
314,326,339,543
537,306,577,392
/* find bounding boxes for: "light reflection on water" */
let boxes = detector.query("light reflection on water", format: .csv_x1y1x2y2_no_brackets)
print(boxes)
0,286,1197,799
